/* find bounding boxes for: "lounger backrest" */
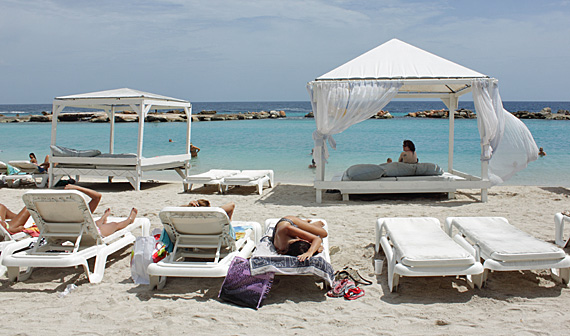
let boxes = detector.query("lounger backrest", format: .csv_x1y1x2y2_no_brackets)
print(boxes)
22,190,100,241
159,207,234,250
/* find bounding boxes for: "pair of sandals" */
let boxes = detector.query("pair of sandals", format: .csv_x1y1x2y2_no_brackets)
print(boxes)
327,278,365,300
334,266,372,286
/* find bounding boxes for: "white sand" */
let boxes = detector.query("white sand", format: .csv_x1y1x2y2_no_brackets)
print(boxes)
1,181,570,335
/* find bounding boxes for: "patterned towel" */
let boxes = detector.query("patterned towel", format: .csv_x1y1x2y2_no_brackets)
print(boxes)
250,235,334,287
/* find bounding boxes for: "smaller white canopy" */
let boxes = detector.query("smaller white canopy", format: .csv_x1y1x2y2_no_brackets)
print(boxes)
54,88,190,111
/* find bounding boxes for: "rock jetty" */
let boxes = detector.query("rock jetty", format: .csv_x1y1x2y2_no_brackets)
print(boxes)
407,108,475,119
0,109,288,123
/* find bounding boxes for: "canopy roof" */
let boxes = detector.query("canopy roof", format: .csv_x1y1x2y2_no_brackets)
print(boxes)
316,39,489,96
54,88,190,111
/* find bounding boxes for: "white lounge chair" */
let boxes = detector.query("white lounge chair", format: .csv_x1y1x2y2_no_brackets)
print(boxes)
554,212,570,247
376,217,484,292
445,216,570,287
147,207,261,290
0,219,35,278
1,190,150,283
221,170,274,195
249,218,335,287
6,160,48,188
185,169,240,193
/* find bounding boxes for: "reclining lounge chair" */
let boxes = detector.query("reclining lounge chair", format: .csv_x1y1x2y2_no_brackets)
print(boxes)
445,216,570,287
376,217,484,292
185,169,240,193
6,160,48,188
147,207,261,290
1,190,150,283
221,170,274,195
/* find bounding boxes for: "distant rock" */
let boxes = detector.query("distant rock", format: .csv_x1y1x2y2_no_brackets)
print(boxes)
305,112,314,118
199,110,217,115
371,110,393,119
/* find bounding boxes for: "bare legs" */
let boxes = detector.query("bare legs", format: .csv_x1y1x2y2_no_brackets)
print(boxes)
95,208,138,237
0,203,30,234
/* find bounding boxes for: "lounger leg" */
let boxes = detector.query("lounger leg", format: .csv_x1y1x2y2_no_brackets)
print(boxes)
18,267,34,282
554,213,568,247
468,273,484,289
7,266,20,282
258,181,263,195
551,268,570,285
149,275,160,290
342,193,349,201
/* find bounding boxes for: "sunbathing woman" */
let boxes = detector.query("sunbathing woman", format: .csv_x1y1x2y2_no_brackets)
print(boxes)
0,203,31,234
183,199,235,220
271,216,328,262
64,184,138,237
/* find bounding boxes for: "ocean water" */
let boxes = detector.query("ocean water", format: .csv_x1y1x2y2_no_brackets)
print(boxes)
1,101,569,186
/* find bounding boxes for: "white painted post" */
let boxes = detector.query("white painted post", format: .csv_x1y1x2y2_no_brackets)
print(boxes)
481,160,489,202
315,145,324,203
109,106,115,154
49,103,65,188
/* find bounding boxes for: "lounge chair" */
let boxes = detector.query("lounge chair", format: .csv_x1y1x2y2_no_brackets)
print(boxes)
6,160,48,188
0,220,35,278
147,207,261,290
376,217,484,292
221,170,274,195
1,190,150,283
249,218,335,287
445,216,570,287
185,169,240,193
554,212,570,247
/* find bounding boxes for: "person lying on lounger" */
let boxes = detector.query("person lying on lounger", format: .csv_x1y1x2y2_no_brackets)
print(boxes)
271,216,328,262
0,203,31,235
29,152,50,172
183,199,235,220
64,184,138,237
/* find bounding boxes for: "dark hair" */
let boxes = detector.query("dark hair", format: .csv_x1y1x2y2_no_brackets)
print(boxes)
403,140,415,152
29,153,37,159
285,240,312,257
197,199,210,207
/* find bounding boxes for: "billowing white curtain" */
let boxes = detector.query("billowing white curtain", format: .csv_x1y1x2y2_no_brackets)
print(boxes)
473,79,538,185
307,80,402,162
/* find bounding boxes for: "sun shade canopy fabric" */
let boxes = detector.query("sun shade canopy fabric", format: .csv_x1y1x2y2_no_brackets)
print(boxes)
307,39,538,198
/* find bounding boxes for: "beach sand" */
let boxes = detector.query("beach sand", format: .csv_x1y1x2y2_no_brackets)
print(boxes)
1,182,570,335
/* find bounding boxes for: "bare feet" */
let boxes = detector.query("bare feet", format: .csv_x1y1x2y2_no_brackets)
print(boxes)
127,208,138,224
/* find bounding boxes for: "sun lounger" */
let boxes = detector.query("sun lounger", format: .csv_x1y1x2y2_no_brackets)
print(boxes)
221,170,274,195
376,217,484,292
0,161,7,175
1,190,150,283
554,212,570,247
249,218,335,287
0,219,35,278
185,169,240,193
6,160,48,188
147,207,261,289
445,216,570,287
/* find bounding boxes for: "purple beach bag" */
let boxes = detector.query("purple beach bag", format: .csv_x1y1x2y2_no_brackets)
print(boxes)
218,256,274,310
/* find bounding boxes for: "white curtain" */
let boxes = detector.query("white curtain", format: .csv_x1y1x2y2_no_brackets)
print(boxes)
473,79,538,185
307,80,402,162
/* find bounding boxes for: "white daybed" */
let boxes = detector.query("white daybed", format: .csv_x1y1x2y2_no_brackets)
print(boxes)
48,88,193,191
308,39,538,203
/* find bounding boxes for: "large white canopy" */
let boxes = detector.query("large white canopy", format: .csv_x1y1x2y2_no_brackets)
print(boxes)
308,39,538,202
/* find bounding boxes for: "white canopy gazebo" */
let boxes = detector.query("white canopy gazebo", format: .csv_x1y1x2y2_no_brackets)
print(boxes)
50,88,192,191
308,39,538,203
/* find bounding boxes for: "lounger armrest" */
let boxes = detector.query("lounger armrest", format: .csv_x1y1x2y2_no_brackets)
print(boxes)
453,234,479,260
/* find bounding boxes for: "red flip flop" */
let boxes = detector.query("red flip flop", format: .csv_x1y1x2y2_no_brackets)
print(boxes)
344,287,365,300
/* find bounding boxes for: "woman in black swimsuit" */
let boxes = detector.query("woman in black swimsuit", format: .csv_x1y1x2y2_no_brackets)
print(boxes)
271,216,328,262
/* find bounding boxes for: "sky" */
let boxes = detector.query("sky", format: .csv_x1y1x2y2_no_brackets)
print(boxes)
1,0,570,103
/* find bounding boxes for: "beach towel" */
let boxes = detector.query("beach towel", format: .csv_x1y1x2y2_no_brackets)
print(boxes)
218,256,274,310
250,235,335,287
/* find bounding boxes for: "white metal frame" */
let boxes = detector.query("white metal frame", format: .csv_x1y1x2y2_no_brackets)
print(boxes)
48,89,192,191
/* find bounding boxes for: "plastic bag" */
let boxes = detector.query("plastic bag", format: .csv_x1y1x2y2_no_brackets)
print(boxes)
130,236,155,285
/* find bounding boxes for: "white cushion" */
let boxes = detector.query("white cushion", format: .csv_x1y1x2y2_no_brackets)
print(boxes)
450,217,566,262
383,217,476,267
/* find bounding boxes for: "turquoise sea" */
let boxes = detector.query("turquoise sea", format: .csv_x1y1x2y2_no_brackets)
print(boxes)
1,101,569,186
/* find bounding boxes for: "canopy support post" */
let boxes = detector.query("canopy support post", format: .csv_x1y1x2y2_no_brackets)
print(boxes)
109,106,115,154
49,103,65,188
315,145,325,203
442,95,458,199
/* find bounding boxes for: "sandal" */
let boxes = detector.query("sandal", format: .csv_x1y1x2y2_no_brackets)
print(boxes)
342,266,372,285
327,279,355,298
344,287,365,300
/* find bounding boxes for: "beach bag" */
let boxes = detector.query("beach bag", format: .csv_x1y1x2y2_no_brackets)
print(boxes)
130,236,155,285
218,256,274,310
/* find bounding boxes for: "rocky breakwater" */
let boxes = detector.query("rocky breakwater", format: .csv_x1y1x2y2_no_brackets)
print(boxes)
1,109,287,123
370,110,393,119
407,108,475,119
511,107,570,120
